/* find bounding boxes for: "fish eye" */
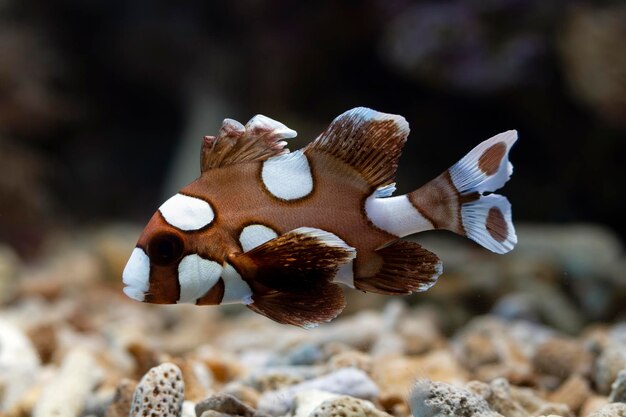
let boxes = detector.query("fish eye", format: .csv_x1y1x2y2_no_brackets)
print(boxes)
148,232,184,266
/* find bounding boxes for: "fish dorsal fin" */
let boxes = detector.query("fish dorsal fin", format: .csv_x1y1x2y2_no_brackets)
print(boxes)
228,227,355,328
305,107,409,188
200,115,297,171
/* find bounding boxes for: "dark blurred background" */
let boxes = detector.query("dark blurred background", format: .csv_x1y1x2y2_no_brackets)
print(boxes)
1,0,625,258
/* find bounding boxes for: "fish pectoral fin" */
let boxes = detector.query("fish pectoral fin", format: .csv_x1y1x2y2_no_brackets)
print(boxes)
228,227,356,328
354,240,442,295
247,281,346,329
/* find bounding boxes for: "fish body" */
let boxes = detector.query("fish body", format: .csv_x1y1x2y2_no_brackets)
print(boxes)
123,108,517,327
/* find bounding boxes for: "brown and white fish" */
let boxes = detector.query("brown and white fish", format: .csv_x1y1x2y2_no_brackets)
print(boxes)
122,107,517,328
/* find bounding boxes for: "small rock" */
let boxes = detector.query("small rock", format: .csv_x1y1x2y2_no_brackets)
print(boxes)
466,380,526,417
372,351,466,408
268,343,323,366
222,382,261,408
171,357,213,402
195,393,267,417
580,395,609,417
311,395,392,417
533,338,593,380
26,322,58,364
105,379,138,417
130,363,184,417
292,390,340,417
548,374,591,413
595,342,626,394
0,245,20,304
585,403,626,417
609,367,626,403
409,379,503,417
33,349,104,417
257,368,379,416
467,378,572,417
328,350,373,374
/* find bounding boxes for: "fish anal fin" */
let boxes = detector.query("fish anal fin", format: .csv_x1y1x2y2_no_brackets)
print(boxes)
201,115,296,171
306,107,409,188
355,241,442,295
228,227,355,327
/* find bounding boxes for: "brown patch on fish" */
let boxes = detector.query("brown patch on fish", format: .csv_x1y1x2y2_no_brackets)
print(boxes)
196,278,225,305
486,206,507,242
408,171,463,234
478,142,506,175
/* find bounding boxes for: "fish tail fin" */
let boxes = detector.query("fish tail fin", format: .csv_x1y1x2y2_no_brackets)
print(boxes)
407,130,518,254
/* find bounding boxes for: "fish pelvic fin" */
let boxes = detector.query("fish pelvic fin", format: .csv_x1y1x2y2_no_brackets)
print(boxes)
229,227,355,328
365,130,518,254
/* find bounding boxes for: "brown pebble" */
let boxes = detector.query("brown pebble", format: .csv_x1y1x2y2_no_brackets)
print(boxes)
26,323,57,364
533,338,593,380
105,378,138,417
548,374,591,413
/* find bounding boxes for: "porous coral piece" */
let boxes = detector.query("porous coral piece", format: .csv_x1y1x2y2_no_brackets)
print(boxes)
130,362,185,417
311,395,392,417
467,378,573,417
409,379,502,417
33,349,103,417
586,403,626,417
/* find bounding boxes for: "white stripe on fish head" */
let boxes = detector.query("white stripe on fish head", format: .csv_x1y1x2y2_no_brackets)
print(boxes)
177,254,223,304
122,247,150,301
261,150,313,200
239,224,278,252
159,194,215,231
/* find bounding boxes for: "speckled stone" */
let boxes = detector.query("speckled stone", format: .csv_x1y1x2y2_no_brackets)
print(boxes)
130,363,185,417
311,395,393,417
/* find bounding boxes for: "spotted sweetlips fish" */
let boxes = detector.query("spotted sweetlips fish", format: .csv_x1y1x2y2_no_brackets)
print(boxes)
122,107,517,327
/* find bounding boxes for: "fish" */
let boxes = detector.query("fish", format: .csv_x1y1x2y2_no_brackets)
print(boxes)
122,107,517,328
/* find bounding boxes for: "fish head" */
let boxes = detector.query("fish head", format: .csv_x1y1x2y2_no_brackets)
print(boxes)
122,192,225,305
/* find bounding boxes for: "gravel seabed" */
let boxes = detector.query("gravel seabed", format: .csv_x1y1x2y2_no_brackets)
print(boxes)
1,223,625,417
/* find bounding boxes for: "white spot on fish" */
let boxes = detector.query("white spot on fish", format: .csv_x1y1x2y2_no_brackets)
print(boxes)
177,254,223,304
221,263,253,305
122,247,150,301
364,194,433,237
159,193,214,231
261,149,313,200
239,224,278,252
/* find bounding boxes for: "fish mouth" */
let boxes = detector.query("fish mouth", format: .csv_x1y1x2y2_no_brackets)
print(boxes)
123,286,146,302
